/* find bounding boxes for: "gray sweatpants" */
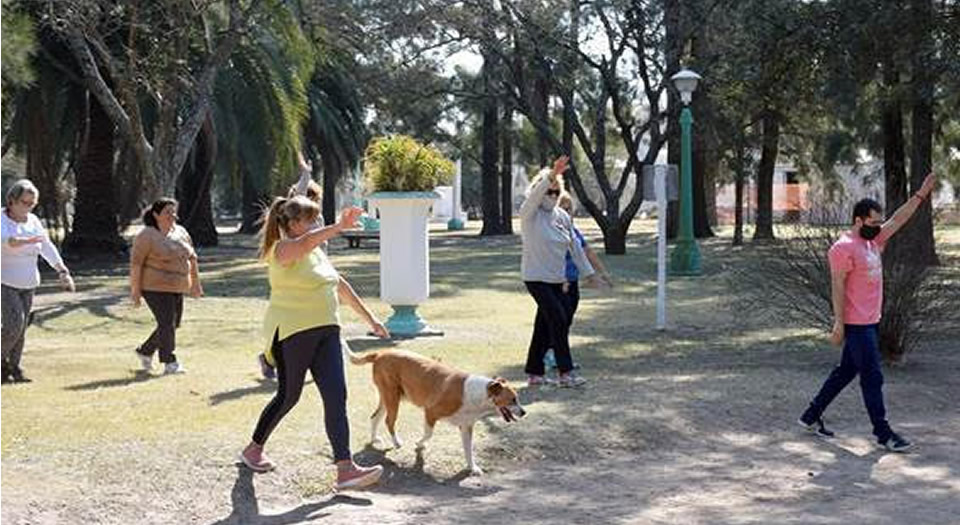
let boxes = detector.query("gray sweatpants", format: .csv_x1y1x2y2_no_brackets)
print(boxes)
2,284,35,370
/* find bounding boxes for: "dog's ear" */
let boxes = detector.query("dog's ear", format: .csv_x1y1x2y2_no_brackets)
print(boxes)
487,381,504,397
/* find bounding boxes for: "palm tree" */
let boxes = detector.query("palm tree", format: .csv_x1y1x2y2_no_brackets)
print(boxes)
211,8,313,234
302,59,367,226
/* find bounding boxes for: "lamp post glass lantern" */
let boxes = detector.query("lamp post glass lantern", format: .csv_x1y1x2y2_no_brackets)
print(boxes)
669,68,702,276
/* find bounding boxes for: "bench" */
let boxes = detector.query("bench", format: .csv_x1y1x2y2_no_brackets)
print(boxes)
341,230,379,248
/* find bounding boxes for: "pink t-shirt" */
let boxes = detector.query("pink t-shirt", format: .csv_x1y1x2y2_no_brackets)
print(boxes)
828,232,884,325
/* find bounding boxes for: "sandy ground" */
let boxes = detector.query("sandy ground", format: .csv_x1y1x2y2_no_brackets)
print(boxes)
3,324,958,524
3,225,959,524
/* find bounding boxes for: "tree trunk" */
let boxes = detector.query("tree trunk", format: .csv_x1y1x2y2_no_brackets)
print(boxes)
177,116,218,247
733,146,746,246
903,0,938,266
64,95,126,256
500,104,514,234
602,223,627,254
882,62,908,217
690,32,715,239
664,0,682,240
480,58,503,236
880,58,910,270
753,110,779,241
23,87,66,242
693,136,715,238
321,152,340,227
533,68,552,167
239,166,268,234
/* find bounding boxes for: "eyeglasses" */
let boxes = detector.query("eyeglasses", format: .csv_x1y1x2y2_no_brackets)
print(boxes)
546,189,561,197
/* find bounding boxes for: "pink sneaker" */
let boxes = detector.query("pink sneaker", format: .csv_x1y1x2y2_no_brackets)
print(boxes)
240,444,276,473
335,463,383,490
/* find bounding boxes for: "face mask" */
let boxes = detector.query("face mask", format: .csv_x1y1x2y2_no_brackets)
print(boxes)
540,198,557,211
859,224,881,240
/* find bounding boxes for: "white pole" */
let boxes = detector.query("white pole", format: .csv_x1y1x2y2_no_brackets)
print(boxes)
452,159,463,222
655,165,667,331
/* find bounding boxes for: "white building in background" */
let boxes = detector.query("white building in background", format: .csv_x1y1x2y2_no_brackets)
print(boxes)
715,160,957,224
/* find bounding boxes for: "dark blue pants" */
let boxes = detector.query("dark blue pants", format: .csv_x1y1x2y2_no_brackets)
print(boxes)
252,325,350,461
525,281,575,375
803,324,892,442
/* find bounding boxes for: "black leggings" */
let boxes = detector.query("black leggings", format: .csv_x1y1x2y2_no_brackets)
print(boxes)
524,281,575,375
138,291,183,364
251,325,350,462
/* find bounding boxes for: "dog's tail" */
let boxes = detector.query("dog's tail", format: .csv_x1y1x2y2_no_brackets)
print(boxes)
342,339,378,366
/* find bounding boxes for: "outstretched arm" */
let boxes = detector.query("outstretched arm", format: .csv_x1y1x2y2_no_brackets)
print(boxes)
274,207,362,265
878,172,936,243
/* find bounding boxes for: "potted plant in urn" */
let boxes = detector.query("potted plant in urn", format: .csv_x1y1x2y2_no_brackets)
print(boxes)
364,135,454,336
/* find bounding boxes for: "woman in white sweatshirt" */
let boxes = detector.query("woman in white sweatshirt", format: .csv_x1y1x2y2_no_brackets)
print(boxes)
519,156,600,388
1,179,75,383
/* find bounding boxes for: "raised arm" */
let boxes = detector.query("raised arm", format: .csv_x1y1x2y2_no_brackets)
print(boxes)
519,168,553,219
877,172,936,243
519,156,569,219
293,151,313,196
274,207,362,265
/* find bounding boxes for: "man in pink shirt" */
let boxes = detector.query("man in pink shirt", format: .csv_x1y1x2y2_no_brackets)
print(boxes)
799,172,936,452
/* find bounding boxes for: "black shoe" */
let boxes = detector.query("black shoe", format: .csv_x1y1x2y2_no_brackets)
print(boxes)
1,363,11,384
10,367,32,383
798,417,835,438
880,432,913,452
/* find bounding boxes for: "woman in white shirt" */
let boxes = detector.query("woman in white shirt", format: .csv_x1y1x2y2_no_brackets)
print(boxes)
1,180,75,383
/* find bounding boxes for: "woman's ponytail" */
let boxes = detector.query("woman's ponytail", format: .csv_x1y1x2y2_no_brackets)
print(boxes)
258,197,288,259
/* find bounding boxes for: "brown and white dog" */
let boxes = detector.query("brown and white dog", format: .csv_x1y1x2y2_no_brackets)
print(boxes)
349,348,526,475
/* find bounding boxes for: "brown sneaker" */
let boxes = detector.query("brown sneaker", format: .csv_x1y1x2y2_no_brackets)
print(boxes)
335,463,383,490
240,444,275,473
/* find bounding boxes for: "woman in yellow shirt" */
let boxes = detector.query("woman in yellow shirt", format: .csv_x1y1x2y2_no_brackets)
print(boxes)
240,195,382,490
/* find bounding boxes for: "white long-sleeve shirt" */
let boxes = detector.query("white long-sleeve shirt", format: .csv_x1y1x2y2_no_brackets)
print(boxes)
520,172,594,283
1,209,66,289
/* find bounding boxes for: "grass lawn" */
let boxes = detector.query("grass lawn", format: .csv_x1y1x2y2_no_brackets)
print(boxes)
2,220,959,524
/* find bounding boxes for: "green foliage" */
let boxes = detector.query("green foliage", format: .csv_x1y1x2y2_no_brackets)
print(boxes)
363,135,454,192
304,58,367,179
212,6,313,210
0,1,37,90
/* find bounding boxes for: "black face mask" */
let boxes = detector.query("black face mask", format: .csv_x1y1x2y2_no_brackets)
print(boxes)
859,224,881,240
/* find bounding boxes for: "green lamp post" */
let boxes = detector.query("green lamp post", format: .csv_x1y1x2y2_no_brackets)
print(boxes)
669,68,702,276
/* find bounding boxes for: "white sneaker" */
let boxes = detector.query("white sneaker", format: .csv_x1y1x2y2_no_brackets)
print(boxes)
164,362,186,375
135,349,153,372
558,373,587,388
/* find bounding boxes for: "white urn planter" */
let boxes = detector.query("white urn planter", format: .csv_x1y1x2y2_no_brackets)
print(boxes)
366,191,443,337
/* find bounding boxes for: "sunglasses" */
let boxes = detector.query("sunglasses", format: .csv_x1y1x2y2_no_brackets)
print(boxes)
546,189,561,197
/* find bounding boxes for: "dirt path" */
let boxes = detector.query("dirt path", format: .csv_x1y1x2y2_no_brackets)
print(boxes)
4,333,957,524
